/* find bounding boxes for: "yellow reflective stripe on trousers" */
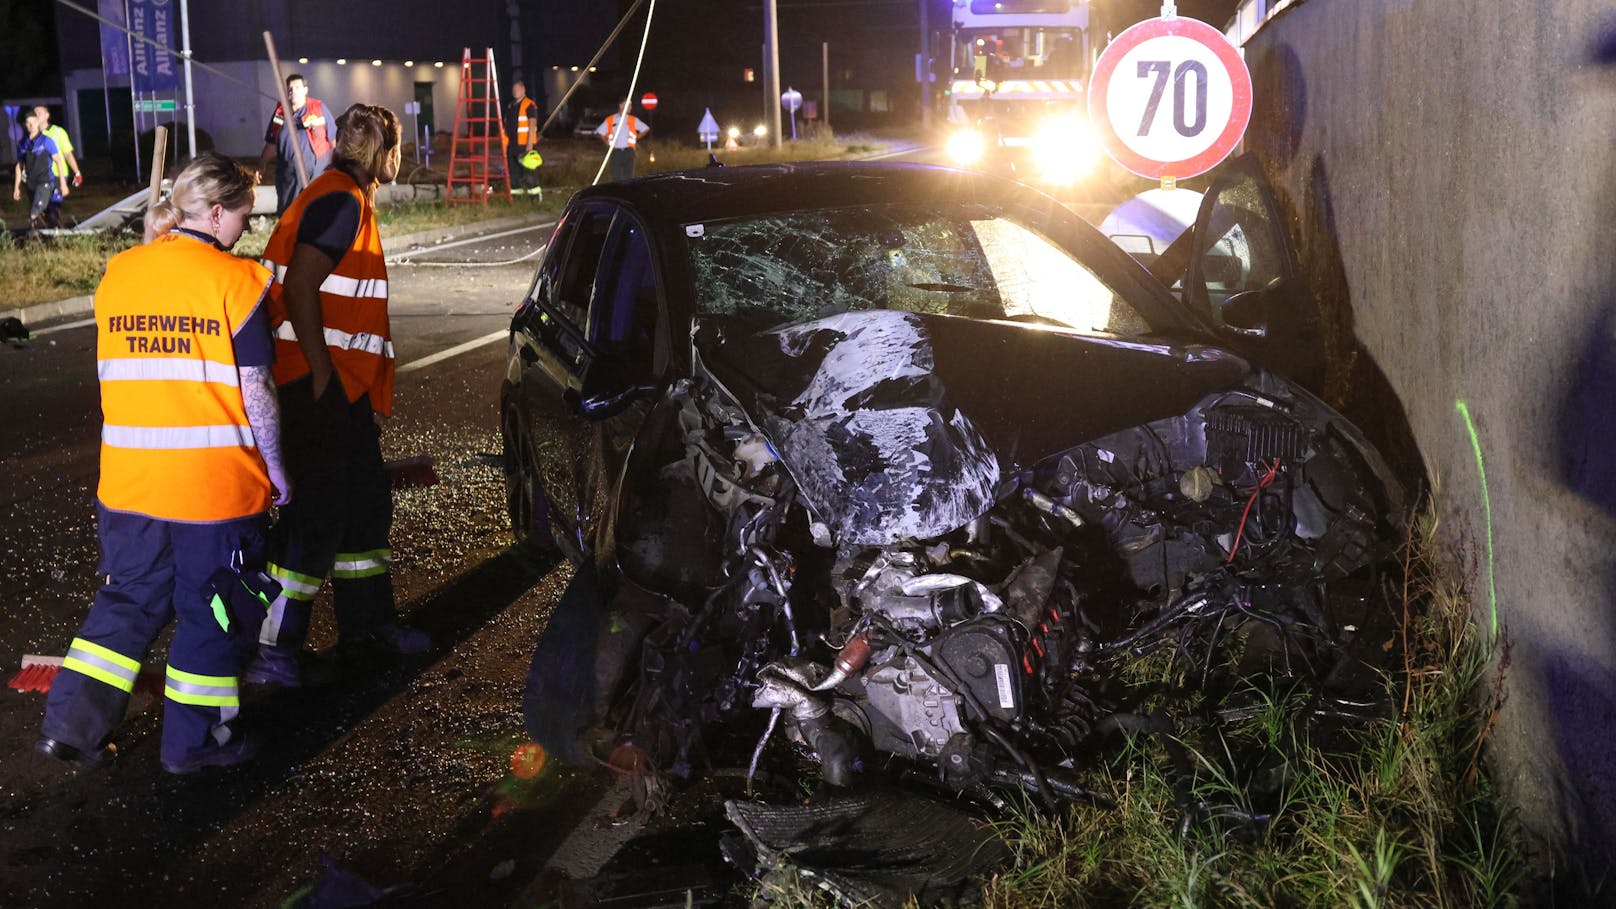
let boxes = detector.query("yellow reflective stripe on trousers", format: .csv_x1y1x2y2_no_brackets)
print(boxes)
164,666,239,708
332,548,391,579
273,322,395,359
102,424,256,450
97,358,241,387
63,638,141,693
268,562,321,601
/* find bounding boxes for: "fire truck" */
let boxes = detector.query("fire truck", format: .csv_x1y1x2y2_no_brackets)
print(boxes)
941,0,1101,185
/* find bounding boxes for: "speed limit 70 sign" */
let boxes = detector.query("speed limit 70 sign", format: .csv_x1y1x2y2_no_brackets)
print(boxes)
1088,16,1252,180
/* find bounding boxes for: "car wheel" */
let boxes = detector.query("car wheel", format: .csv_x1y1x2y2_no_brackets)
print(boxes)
504,411,558,556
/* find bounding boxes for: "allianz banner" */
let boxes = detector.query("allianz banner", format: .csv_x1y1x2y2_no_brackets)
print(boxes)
98,0,129,78
129,0,178,94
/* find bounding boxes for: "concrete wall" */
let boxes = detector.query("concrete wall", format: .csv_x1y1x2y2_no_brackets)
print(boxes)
64,59,464,161
1240,0,1616,862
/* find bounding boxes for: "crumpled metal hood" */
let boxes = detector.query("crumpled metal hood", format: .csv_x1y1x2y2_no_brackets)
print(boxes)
693,310,1250,545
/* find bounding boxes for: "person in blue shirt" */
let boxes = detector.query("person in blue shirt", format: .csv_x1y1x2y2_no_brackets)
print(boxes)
11,111,68,228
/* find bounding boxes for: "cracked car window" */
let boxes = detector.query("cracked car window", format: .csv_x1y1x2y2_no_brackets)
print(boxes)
686,205,1148,336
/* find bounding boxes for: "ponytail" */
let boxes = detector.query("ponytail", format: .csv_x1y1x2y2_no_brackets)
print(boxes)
143,199,183,242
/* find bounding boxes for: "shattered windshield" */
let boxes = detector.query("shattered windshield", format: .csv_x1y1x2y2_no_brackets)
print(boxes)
685,204,1152,338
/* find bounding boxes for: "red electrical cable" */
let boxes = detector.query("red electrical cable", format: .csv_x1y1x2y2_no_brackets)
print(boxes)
1227,458,1282,563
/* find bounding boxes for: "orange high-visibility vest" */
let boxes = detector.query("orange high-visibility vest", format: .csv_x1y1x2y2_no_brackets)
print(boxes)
261,168,395,415
96,234,273,523
514,96,538,145
270,97,333,159
605,114,643,148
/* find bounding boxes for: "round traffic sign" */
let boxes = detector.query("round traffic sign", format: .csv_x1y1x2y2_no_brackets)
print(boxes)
781,88,803,112
641,92,658,111
1088,16,1252,180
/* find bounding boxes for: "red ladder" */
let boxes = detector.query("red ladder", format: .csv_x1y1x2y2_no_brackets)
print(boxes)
446,47,513,205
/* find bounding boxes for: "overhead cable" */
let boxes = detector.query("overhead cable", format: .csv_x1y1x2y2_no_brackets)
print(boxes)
592,0,659,186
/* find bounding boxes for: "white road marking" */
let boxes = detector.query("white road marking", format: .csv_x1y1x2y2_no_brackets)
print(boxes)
398,328,508,374
386,220,556,263
31,317,97,337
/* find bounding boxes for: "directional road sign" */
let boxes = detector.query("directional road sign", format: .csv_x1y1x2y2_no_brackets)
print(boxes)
698,108,721,148
1088,16,1252,180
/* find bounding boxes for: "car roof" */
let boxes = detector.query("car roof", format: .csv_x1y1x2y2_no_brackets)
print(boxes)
567,160,1063,226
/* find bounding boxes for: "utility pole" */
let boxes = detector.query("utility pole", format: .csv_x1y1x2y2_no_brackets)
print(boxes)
918,0,930,129
179,0,197,158
764,0,782,149
822,42,830,131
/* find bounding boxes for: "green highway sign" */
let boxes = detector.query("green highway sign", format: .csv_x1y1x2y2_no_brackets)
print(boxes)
134,99,179,113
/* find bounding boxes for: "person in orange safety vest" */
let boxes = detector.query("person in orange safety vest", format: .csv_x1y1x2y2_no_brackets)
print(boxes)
248,103,429,689
594,100,650,182
39,152,290,774
256,72,334,215
505,80,542,195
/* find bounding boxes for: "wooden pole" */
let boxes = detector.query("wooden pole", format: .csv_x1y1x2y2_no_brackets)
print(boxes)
147,125,168,210
262,31,310,189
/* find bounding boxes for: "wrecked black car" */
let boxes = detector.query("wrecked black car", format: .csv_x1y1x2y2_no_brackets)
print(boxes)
501,159,1403,814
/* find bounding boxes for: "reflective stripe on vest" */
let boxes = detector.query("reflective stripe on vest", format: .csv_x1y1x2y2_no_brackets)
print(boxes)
333,548,391,579
103,424,256,450
273,322,395,359
260,261,389,301
98,357,240,387
164,666,240,708
63,638,141,693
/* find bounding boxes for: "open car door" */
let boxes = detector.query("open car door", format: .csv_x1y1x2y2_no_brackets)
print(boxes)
1180,154,1325,391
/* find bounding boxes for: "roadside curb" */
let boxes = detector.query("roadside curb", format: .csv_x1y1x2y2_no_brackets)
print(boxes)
15,295,96,330
11,211,556,331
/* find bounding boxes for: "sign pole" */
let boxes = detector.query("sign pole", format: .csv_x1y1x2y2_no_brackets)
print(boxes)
127,5,140,184
179,0,196,158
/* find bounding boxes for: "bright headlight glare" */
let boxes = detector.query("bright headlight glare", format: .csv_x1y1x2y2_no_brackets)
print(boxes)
1033,116,1095,185
946,130,986,166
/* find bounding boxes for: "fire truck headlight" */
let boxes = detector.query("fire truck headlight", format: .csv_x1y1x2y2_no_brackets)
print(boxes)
1033,116,1097,185
946,129,987,167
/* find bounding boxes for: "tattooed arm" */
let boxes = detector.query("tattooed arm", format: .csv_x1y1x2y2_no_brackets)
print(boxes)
241,365,292,505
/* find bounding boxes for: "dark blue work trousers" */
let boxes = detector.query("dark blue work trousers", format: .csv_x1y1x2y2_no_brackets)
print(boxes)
260,379,397,653
42,504,264,764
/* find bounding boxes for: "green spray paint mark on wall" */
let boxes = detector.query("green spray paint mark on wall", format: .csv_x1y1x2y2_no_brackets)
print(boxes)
1454,399,1498,639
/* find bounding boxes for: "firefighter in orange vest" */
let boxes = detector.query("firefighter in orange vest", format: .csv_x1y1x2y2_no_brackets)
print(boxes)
594,100,650,182
505,80,541,195
39,152,289,774
248,103,429,689
256,72,334,215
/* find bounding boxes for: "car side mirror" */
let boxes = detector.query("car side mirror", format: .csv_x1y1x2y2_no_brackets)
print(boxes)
1218,289,1267,338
